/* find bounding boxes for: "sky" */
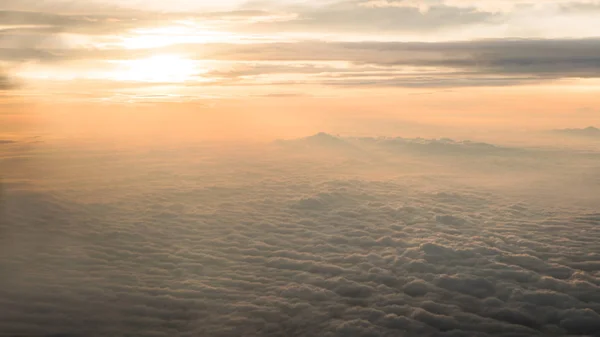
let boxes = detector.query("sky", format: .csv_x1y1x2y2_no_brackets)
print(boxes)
3,2,600,336
1,0,600,140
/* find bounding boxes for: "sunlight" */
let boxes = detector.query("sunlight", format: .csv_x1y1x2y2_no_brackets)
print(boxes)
122,25,239,49
112,55,198,83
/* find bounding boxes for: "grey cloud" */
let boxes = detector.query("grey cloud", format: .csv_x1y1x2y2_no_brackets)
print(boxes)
198,38,600,77
150,38,600,88
0,10,164,35
551,126,600,138
321,76,547,88
278,133,516,157
2,135,600,336
0,9,291,36
0,73,12,89
201,62,544,88
240,0,501,34
0,70,18,90
559,308,600,335
3,31,600,88
559,1,600,12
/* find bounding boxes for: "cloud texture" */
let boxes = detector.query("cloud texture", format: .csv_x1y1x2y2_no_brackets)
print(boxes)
2,0,600,94
1,135,600,336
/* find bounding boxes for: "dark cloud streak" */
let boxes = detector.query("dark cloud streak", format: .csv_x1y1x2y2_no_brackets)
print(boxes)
0,70,18,90
243,0,502,34
192,39,600,87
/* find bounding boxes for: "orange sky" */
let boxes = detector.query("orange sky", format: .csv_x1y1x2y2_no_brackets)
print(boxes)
1,0,600,142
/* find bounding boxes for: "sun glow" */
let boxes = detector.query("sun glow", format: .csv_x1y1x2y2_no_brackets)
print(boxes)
121,25,240,49
112,55,198,83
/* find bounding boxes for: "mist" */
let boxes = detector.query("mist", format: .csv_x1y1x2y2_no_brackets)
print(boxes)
1,126,600,337
2,0,600,335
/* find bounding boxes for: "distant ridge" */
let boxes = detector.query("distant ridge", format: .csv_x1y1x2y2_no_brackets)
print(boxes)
275,132,351,148
276,133,511,156
552,126,600,137
304,132,346,145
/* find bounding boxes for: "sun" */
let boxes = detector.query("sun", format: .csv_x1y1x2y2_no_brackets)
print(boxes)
113,55,197,83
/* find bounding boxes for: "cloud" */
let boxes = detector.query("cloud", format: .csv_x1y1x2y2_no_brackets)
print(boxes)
0,8,295,37
277,133,515,157
2,134,600,335
2,1,600,89
84,38,597,88
559,0,600,12
198,38,600,75
245,0,499,34
359,0,433,13
0,70,18,90
0,10,166,35
225,0,600,41
2,0,600,37
551,126,600,137
359,0,600,14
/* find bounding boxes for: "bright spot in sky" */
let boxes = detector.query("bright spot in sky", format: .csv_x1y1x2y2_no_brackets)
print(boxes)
121,25,245,49
112,55,198,83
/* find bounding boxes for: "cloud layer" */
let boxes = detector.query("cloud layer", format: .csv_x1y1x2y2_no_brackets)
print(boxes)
2,0,600,93
1,135,600,336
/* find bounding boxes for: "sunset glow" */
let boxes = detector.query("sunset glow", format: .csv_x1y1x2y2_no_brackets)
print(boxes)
0,0,599,136
3,2,600,337
111,55,199,83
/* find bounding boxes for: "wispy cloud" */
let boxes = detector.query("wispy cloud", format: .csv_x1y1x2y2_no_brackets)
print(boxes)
4,38,600,89
1,0,600,99
0,69,18,90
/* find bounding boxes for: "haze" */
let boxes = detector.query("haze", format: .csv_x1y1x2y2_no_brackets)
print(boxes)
1,1,600,336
